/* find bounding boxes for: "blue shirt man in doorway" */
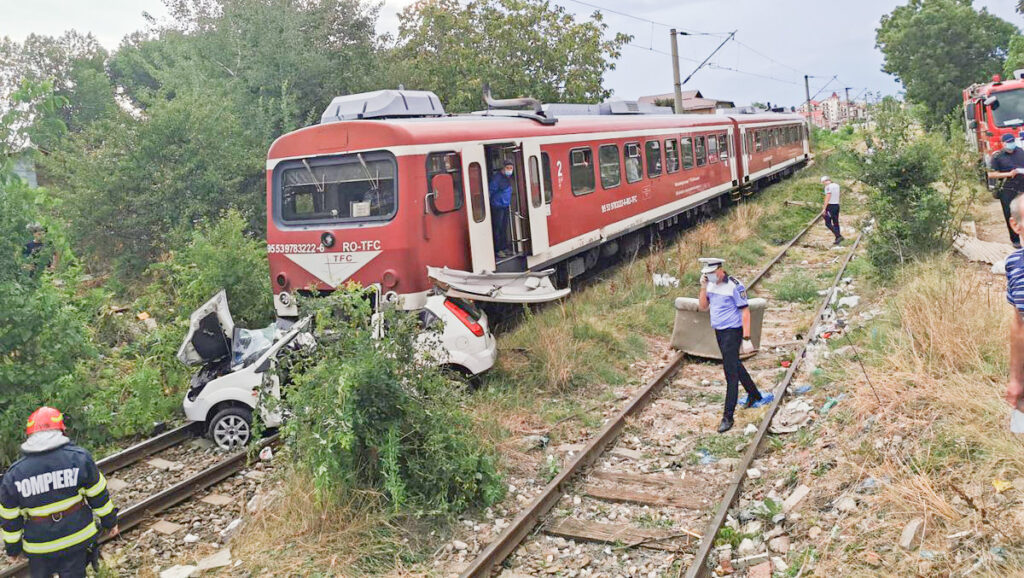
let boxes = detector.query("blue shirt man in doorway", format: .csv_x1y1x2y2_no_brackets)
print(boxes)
489,160,514,258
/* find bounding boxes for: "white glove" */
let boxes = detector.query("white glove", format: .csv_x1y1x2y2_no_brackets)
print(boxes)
741,338,755,354
700,274,708,286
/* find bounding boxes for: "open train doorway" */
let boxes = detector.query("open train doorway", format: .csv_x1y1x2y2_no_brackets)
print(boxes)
484,143,530,271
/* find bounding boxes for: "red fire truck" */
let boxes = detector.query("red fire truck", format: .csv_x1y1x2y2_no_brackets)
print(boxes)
964,71,1024,168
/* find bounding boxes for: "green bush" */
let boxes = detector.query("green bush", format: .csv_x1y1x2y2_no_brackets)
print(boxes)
142,209,273,326
768,270,820,303
859,98,957,275
279,290,504,515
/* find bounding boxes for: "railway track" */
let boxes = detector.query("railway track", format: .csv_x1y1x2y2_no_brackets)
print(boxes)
458,213,864,577
0,423,277,578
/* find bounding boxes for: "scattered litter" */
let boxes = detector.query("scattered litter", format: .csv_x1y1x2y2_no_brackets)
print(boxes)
793,385,812,395
857,477,879,494
259,446,274,461
137,311,151,321
696,449,718,465
820,394,846,415
743,423,758,436
770,399,813,434
780,360,791,368
991,546,1008,562
747,467,761,479
653,273,680,287
919,549,938,560
1011,409,1024,434
183,533,200,544
220,518,243,540
992,479,1012,493
993,259,1007,275
837,295,860,308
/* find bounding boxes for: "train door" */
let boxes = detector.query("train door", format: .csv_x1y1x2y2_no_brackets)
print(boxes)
522,141,550,255
739,127,752,184
461,145,496,273
484,143,531,265
726,128,739,185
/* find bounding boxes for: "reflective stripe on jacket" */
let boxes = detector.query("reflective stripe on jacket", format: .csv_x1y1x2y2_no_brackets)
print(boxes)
0,443,117,558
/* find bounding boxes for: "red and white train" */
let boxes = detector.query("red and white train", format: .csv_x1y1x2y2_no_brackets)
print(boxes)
265,90,809,315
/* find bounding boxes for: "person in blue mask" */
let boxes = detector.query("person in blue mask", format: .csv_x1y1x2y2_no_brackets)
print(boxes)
489,160,515,258
989,133,1024,248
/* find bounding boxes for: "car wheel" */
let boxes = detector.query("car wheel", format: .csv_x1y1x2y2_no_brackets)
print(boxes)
208,406,252,450
441,365,481,391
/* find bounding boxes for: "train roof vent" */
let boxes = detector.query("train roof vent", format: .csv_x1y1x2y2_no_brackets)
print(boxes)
319,89,445,123
541,101,671,117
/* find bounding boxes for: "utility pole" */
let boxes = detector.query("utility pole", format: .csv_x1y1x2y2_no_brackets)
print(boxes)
671,29,683,114
804,75,812,130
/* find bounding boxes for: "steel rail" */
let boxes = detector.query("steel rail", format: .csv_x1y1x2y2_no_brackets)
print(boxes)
96,422,200,474
0,435,278,578
459,211,828,578
683,232,863,578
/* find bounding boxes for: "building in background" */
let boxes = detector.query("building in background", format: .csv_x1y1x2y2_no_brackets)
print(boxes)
639,90,736,114
803,93,867,130
11,154,38,188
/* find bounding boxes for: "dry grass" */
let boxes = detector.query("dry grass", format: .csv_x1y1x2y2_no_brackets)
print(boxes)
234,468,406,577
808,257,1024,576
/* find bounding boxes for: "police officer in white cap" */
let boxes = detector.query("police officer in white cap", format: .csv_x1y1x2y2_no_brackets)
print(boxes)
698,258,773,433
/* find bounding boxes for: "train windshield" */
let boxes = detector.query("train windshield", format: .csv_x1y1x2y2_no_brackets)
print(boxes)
991,89,1024,128
277,150,397,224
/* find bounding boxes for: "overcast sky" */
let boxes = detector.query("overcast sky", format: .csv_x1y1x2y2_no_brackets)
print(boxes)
1,0,1022,107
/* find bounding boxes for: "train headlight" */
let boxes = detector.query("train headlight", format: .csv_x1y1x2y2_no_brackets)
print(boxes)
321,232,335,248
279,291,292,306
382,269,399,289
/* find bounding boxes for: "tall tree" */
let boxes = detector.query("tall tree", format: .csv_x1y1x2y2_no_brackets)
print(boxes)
391,0,630,113
876,0,1017,126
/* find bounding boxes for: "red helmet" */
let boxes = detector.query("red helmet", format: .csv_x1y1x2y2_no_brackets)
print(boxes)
26,406,65,436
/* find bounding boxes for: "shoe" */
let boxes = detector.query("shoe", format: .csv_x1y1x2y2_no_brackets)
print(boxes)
744,392,774,409
717,417,734,433
1014,241,1022,249
833,236,844,245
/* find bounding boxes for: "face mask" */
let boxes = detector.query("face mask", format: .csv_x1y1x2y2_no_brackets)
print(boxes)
504,169,513,177
1007,142,1018,151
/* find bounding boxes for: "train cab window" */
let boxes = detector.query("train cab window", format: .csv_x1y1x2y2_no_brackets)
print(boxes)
707,136,719,163
468,162,486,222
719,134,729,160
278,150,397,225
570,147,596,196
541,153,553,203
665,139,680,173
426,152,464,214
645,140,663,177
529,156,543,207
598,144,621,189
681,137,695,170
695,136,707,167
624,142,642,183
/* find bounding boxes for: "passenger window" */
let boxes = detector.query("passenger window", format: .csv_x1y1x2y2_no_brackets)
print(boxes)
529,156,543,208
695,136,707,167
707,136,719,163
468,162,485,223
541,153,553,203
598,144,621,189
681,137,695,170
570,147,595,196
625,142,642,183
645,141,662,177
719,134,729,159
426,152,464,214
754,131,763,152
665,139,680,173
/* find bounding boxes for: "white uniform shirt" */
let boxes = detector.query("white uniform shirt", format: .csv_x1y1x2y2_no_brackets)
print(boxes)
824,182,840,205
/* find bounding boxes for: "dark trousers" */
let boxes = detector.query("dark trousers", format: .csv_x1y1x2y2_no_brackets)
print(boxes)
715,327,761,420
492,205,510,254
823,204,841,240
28,549,88,578
999,189,1021,246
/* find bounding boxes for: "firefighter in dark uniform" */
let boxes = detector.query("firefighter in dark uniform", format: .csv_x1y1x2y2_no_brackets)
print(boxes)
988,132,1024,248
1,407,118,577
698,258,774,433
